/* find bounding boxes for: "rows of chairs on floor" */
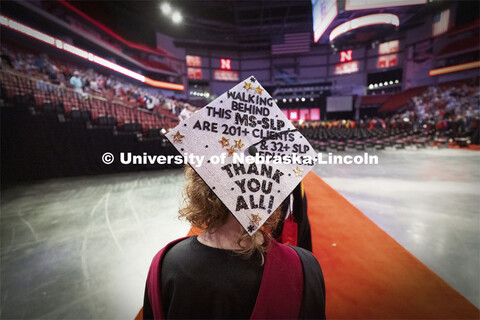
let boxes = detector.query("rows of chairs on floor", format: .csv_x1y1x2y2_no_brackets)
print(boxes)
300,126,457,151
0,70,178,138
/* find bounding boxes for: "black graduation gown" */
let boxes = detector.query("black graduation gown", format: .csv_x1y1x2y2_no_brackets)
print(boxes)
143,236,325,319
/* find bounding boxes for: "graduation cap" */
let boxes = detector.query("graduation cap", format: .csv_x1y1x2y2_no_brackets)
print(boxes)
166,76,317,235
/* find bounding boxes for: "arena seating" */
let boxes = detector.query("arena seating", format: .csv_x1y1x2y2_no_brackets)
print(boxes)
1,43,478,147
302,119,478,151
301,78,479,150
360,94,391,109
0,42,190,139
379,86,428,113
0,70,179,138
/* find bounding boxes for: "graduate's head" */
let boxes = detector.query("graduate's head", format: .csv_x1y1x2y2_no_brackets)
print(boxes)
166,76,316,254
179,165,285,258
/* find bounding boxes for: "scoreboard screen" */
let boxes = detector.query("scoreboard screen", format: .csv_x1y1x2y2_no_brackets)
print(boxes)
312,0,338,43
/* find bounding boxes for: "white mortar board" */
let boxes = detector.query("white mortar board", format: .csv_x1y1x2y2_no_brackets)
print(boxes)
167,76,317,235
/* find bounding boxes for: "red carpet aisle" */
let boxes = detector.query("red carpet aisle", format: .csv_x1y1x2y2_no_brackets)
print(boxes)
303,172,479,319
447,144,480,151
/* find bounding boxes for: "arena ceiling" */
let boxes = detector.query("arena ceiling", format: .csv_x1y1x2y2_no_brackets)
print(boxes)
67,0,470,50
69,0,313,47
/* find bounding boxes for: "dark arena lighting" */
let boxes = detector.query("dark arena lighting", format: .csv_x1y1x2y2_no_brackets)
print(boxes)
1,1,479,320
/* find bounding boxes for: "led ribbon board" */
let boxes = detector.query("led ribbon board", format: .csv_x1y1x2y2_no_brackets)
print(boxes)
329,14,400,42
429,61,480,76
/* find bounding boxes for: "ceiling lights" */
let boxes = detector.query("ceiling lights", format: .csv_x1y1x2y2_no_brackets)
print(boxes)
171,11,183,24
161,3,182,24
368,80,400,90
160,3,172,15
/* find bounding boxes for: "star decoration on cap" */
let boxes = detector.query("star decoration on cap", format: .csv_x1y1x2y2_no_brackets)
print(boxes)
250,213,262,226
243,81,253,91
293,166,303,177
247,225,255,233
172,131,185,143
219,136,230,147
255,86,263,95
234,139,245,149
249,76,256,82
226,146,236,157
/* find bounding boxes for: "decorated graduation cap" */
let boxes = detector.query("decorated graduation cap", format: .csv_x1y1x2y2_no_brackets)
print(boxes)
166,76,317,235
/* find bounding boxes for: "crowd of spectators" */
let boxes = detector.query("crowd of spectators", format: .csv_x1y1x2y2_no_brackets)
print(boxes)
405,83,479,138
298,81,480,145
1,43,478,145
0,44,196,120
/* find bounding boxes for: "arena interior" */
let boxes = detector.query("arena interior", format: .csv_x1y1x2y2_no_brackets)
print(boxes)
1,0,479,319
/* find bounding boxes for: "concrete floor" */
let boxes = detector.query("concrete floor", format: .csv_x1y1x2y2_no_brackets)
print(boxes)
1,148,479,318
1,170,190,319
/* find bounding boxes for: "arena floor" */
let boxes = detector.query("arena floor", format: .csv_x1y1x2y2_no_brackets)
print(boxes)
1,148,479,319
313,148,480,310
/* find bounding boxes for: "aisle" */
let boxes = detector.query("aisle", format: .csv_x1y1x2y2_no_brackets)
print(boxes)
303,171,479,319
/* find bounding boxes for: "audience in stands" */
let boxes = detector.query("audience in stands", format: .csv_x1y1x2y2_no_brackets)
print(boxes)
69,71,83,93
0,44,196,116
0,44,204,138
1,43,478,145
179,103,197,120
298,81,479,146
0,44,193,137
405,83,480,142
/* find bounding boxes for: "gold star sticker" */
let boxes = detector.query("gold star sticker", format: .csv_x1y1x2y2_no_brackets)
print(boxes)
226,146,236,157
293,166,303,177
172,131,185,143
255,86,263,95
234,139,245,149
243,81,253,91
219,136,230,148
250,213,262,226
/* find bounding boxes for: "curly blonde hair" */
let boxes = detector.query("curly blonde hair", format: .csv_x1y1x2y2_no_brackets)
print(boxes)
178,166,285,261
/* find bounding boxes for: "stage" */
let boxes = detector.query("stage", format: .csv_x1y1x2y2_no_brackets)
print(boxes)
1,148,479,318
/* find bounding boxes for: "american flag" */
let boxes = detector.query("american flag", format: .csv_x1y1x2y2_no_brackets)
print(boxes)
271,33,311,55
432,9,450,36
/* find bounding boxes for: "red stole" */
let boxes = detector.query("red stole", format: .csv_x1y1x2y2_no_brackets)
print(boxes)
278,215,299,247
146,237,303,319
